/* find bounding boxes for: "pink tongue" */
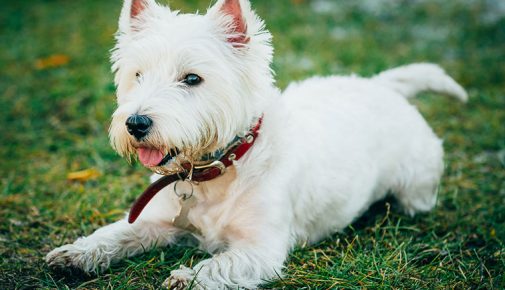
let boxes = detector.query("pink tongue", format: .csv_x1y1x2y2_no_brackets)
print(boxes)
137,147,164,167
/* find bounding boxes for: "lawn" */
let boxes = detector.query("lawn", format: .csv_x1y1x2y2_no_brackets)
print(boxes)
1,0,504,289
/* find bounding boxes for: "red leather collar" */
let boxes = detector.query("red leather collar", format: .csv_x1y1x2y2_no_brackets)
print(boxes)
128,117,263,224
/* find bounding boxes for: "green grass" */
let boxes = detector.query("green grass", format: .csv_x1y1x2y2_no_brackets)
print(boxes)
1,0,504,289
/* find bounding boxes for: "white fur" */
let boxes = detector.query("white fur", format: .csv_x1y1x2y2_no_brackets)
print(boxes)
46,0,467,289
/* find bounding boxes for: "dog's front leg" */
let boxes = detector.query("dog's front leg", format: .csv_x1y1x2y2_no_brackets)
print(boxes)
164,227,289,289
47,176,182,273
46,218,179,273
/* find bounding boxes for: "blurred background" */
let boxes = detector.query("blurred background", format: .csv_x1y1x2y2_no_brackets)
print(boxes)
0,0,504,288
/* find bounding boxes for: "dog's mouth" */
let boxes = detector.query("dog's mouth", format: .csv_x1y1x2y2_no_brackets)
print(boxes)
137,147,180,168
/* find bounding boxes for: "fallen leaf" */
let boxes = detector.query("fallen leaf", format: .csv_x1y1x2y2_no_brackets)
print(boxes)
67,168,101,181
0,194,23,204
458,179,477,189
18,248,32,255
35,54,70,70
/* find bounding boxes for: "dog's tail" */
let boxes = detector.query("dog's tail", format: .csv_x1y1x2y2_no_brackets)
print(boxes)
373,63,468,102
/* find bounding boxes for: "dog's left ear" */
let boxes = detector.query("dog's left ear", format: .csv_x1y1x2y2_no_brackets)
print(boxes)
118,0,159,34
208,0,251,46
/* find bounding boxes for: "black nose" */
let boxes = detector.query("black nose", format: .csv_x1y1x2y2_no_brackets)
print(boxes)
125,115,152,140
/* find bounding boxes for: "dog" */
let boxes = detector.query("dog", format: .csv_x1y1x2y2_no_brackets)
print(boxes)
46,0,467,288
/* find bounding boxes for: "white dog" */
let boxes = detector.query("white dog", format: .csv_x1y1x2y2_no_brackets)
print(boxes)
46,0,467,288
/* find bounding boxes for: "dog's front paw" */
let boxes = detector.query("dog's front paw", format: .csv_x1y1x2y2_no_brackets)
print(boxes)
162,265,200,289
46,243,109,273
46,244,82,268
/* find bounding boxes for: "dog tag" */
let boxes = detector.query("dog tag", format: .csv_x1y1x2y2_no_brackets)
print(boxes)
172,181,201,234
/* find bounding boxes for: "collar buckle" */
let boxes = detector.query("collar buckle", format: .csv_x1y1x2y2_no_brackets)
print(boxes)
193,160,226,176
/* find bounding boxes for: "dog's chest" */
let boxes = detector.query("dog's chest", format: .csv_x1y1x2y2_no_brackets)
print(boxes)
182,167,252,251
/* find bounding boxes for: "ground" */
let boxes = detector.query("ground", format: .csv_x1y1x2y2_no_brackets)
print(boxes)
0,0,504,289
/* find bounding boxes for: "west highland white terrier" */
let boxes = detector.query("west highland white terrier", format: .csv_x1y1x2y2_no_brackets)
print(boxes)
46,0,467,288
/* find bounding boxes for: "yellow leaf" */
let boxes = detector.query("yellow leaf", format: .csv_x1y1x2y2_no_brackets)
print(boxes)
35,54,70,70
67,168,100,181
18,248,32,255
0,194,23,204
458,179,477,189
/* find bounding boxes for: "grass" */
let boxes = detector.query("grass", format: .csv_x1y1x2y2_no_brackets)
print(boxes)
1,0,504,289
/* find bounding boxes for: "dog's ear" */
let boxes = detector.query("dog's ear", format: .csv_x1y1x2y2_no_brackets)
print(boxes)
118,0,158,33
208,0,250,46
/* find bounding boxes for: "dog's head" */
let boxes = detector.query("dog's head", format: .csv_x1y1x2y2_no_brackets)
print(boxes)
109,0,273,172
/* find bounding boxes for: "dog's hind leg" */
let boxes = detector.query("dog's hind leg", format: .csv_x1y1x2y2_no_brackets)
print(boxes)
46,218,179,273
393,139,444,216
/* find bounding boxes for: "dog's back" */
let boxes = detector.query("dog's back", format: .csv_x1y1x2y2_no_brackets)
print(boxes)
269,63,466,241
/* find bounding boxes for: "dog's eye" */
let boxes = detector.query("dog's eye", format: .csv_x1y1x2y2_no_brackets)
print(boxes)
183,73,202,86
135,72,142,82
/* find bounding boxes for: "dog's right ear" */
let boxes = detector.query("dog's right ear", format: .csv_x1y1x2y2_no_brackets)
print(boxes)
118,0,158,34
